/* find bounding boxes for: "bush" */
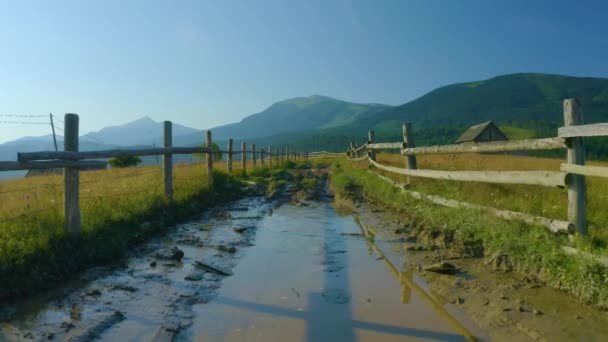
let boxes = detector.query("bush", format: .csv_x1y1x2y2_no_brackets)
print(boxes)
109,155,142,168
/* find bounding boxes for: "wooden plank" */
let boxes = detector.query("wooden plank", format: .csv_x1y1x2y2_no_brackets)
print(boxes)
163,121,173,200
227,139,233,173
353,143,367,152
372,171,573,234
18,147,213,161
0,160,107,171
369,158,566,187
558,122,608,138
64,114,81,235
367,142,404,150
400,137,566,156
561,163,608,178
563,99,587,235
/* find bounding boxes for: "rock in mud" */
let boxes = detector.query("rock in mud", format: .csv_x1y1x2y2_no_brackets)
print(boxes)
184,272,204,282
192,261,232,276
406,245,427,252
423,262,458,274
217,244,237,253
108,284,137,292
486,252,513,272
155,246,184,261
84,289,102,297
67,311,125,342
233,226,249,234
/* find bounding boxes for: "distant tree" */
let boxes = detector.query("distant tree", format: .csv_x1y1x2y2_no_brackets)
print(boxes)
109,155,142,168
194,142,223,161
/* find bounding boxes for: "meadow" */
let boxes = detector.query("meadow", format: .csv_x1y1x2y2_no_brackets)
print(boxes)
355,152,608,250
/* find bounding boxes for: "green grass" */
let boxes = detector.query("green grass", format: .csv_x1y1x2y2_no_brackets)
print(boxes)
0,161,293,300
329,159,608,309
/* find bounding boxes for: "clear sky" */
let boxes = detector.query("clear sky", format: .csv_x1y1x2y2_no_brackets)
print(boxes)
1,0,607,143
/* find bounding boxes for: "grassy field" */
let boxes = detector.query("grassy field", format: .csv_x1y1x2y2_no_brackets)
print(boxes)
356,152,608,250
325,153,608,308
0,159,286,300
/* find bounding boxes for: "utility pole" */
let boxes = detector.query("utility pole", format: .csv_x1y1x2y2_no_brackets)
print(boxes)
50,113,58,151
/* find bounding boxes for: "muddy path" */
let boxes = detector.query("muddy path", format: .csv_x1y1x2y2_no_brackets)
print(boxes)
4,166,605,341
0,170,485,342
348,200,608,342
0,195,275,341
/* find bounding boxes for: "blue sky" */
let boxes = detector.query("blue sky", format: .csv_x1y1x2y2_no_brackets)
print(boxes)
1,0,607,143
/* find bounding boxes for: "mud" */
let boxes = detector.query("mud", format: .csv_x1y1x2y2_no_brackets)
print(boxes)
350,199,608,342
0,195,276,341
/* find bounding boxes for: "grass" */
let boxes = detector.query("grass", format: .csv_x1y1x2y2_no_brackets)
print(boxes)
328,157,608,309
0,159,290,300
362,152,608,251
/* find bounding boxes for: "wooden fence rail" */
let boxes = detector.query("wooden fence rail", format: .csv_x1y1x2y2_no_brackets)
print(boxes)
0,113,309,235
346,98,608,237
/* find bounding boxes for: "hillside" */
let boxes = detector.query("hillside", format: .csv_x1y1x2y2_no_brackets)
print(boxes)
280,74,608,157
352,73,608,137
196,95,391,141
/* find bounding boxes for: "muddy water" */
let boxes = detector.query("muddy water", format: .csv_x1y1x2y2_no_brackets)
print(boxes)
184,201,484,341
1,195,486,341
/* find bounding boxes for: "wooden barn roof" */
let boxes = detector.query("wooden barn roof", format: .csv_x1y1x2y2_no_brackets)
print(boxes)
455,121,503,143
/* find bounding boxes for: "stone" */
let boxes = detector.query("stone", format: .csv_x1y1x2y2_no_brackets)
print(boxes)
423,262,458,274
155,246,184,261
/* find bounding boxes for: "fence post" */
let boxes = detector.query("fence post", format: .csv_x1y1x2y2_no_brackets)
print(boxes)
64,113,80,234
564,99,587,235
241,142,247,174
349,142,354,158
403,123,418,185
252,143,257,168
268,146,272,167
368,130,376,161
206,130,214,189
260,148,265,167
163,121,173,200
227,138,233,173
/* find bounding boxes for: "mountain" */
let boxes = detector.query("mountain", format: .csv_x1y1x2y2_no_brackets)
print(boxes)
256,74,608,158
360,73,608,133
82,116,201,146
197,95,391,141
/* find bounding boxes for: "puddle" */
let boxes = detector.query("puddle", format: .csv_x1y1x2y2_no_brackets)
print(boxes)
1,193,488,341
0,196,274,341
186,201,484,341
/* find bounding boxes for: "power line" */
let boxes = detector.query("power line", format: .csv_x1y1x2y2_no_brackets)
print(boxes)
0,114,47,118
0,121,49,125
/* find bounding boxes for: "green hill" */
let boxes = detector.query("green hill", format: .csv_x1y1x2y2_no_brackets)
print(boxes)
367,73,608,130
275,73,608,158
201,95,391,141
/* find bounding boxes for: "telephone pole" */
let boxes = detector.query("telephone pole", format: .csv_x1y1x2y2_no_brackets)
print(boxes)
50,113,58,151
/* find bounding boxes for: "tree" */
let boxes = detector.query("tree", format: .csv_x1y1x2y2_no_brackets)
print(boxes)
109,155,142,168
194,142,223,161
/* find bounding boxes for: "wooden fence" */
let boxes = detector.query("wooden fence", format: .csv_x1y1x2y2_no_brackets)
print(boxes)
0,114,309,234
346,98,607,236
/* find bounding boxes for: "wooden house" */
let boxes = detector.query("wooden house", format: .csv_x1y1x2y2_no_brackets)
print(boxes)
455,121,508,144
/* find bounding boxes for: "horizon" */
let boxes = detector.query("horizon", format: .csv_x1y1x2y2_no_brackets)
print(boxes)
2,0,608,143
